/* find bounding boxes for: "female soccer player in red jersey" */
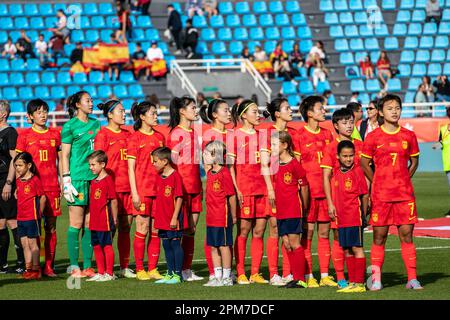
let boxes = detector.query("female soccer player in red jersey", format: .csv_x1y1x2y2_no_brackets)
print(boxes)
262,97,303,286
94,100,135,279
16,99,61,277
127,101,165,281
297,95,337,288
167,96,203,282
229,99,270,285
271,131,309,289
200,99,232,281
360,94,423,290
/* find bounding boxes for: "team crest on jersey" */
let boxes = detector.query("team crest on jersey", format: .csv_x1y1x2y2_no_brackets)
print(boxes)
344,178,352,191
50,139,56,147
284,172,293,184
94,189,101,200
24,185,31,194
164,185,172,197
243,207,250,215
140,203,145,211
78,193,84,201
325,139,330,145
213,179,221,192
402,141,408,149
372,213,378,222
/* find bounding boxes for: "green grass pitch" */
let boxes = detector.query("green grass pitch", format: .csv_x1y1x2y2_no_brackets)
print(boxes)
0,172,449,300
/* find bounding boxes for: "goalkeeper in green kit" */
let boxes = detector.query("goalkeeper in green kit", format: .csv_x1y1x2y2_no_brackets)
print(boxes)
61,91,100,278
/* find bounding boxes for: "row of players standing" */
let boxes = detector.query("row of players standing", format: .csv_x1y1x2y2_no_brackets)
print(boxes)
0,91,422,290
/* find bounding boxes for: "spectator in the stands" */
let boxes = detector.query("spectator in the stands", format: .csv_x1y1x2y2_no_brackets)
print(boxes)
186,0,203,18
168,4,183,55
422,76,435,102
289,43,304,69
203,0,218,18
312,57,328,90
213,92,222,99
241,47,254,61
350,91,360,103
359,100,380,141
137,0,151,15
377,50,392,90
131,42,151,80
271,43,297,84
35,34,49,67
116,2,132,40
48,34,65,66
433,75,450,102
426,0,442,26
182,19,199,59
253,45,273,81
2,37,17,59
49,10,71,44
360,55,374,80
15,30,36,63
414,84,431,117
197,92,208,108
305,41,326,77
107,31,126,81
69,42,88,76
147,41,167,80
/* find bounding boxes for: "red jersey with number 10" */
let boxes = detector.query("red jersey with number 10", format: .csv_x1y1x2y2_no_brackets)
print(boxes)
297,126,333,198
361,126,419,202
94,127,132,193
16,127,61,193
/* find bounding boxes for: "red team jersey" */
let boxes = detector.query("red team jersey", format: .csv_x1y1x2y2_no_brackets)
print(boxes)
94,127,132,193
89,175,117,231
201,127,229,150
227,128,266,196
331,166,368,228
154,170,187,231
361,126,420,202
16,175,44,221
127,129,165,197
16,127,61,192
321,137,364,170
167,126,202,194
297,126,333,198
273,158,308,220
206,166,235,227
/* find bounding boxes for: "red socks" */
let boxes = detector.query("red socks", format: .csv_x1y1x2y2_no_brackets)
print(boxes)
317,237,331,274
346,255,356,283
235,236,247,276
104,245,114,276
332,240,345,281
93,245,105,275
355,257,366,284
118,231,130,269
401,242,417,281
266,237,279,278
281,245,291,277
370,243,385,281
287,246,306,282
133,232,146,271
204,239,214,276
250,237,264,275
147,232,160,271
301,237,312,275
44,231,57,269
181,235,195,270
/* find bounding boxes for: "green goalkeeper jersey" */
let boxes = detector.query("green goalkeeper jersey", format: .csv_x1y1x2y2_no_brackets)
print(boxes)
61,116,100,181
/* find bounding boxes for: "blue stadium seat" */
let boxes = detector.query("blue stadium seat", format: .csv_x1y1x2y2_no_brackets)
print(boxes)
235,2,250,14
218,2,233,14
292,13,307,26
193,15,207,28
0,17,13,29
340,52,355,65
397,64,411,77
128,84,144,98
10,101,24,113
350,38,364,51
45,16,58,29
122,99,134,111
89,71,104,84
416,0,428,8
282,81,297,95
286,1,301,13
397,10,411,22
99,29,111,43
359,25,374,37
351,79,365,92
67,85,81,96
287,94,300,106
400,51,414,64
350,0,364,10
218,28,232,41
53,3,67,12
0,4,7,16
270,1,284,13
415,50,430,62
412,64,427,77
340,12,354,24
97,85,112,99
212,41,227,55
243,14,257,27
443,9,450,20
327,94,337,105
384,37,398,50
3,87,18,100
196,41,209,54
82,85,97,99
73,73,88,84
324,13,339,24
281,40,294,53
354,12,368,24
275,13,290,26
444,62,450,74
39,3,53,16
407,77,420,91
299,80,314,95
423,22,438,35
84,3,98,15
106,16,120,29
250,27,264,40
412,9,426,22
335,0,349,11
320,0,334,12
0,31,6,43
366,79,380,92
364,0,377,8
11,59,25,71
226,14,241,27
420,36,434,49
433,106,447,117
0,73,8,86
345,66,360,78
51,86,65,99
431,49,446,62
114,85,128,99
230,41,243,55
408,23,422,35
264,40,277,53
365,38,379,51
57,72,71,85
400,0,415,9
9,4,23,16
158,42,169,55
85,30,99,42
393,23,407,36
133,29,146,41
9,31,21,43
259,14,273,27
298,27,312,39
24,4,39,16
330,25,344,38
300,40,313,53
10,73,24,85
202,55,217,66
145,29,160,41
282,27,296,40
40,72,54,85
234,28,248,41
29,17,44,30
91,16,106,29
344,25,359,38
210,15,224,28
428,63,442,76
316,80,331,94
99,3,113,15
253,1,268,14
404,91,416,103
201,28,216,41
404,36,419,49
438,22,450,34
120,71,135,83
35,86,49,99
387,78,401,91
374,24,389,36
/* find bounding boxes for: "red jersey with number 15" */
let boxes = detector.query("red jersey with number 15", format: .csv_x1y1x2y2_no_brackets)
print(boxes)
361,126,420,202
297,126,333,198
16,127,61,193
94,127,132,193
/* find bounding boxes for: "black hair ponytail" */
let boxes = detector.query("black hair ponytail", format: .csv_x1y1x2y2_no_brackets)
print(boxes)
264,97,288,121
200,99,227,124
231,99,255,127
130,101,156,131
13,152,37,175
97,99,120,118
66,91,89,119
168,96,196,131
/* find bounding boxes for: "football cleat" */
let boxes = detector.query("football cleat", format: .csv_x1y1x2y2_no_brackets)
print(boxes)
203,277,223,287
119,268,136,279
147,268,164,280
222,277,233,286
81,268,96,278
406,279,424,290
319,275,338,287
269,274,285,286
250,273,269,284
337,279,349,289
155,273,172,284
165,274,182,284
307,277,320,288
86,273,104,282
136,270,151,281
237,274,250,285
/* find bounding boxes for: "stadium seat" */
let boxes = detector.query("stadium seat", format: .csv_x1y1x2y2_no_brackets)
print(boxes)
416,0,428,8
89,71,104,84
327,94,337,105
393,23,407,36
234,27,248,41
39,3,53,16
443,9,450,21
330,25,344,38
287,94,300,106
128,84,144,98
84,3,98,15
299,80,314,95
420,36,434,49
218,28,232,41
29,17,45,30
250,27,264,40
73,73,88,84
439,22,450,34
45,16,58,29
351,79,365,92
39,72,54,85
235,2,250,14
99,29,111,43
67,85,81,96
374,24,389,36
259,14,273,27
53,3,67,12
265,27,279,40
0,4,7,16
364,0,377,8
119,71,135,83
384,37,398,50
99,3,113,15
316,80,331,94
444,63,450,74
275,13,290,26
243,14,257,27
340,52,355,65
229,41,243,55
359,25,374,37
354,12,368,24
286,1,301,13
350,0,364,10
51,86,65,99
397,64,411,77
344,25,359,38
226,15,241,27
431,49,446,62
0,31,6,43
210,15,224,28
264,40,277,54
366,79,380,92
252,1,267,13
269,1,284,13
26,59,40,71
114,85,128,99
404,36,419,49
282,40,295,53
91,16,106,29
350,38,364,51
335,0,349,11
85,30,99,42
324,13,339,25
158,42,169,55
35,86,49,99
10,101,24,113
11,59,25,71
106,16,120,29
201,28,216,41
282,27,296,40
340,12,354,24
412,9,426,22
218,2,233,14
57,72,71,85
196,41,208,54
24,4,39,16
320,0,334,12
433,106,447,117
416,50,430,62
282,82,297,95
387,78,401,91
146,29,160,41
298,27,312,39
212,41,227,55
397,10,411,22
292,13,307,26
300,40,313,53
423,22,438,35
9,4,23,16
10,73,24,85
97,85,112,98
122,99,134,111
408,23,423,35
0,17,13,29
82,85,97,98
0,73,8,86
365,38,379,51
400,0,415,9
428,63,442,76
193,15,207,28
3,87,18,100
436,35,450,48
404,91,416,103
345,66,360,78
412,64,427,77
400,50,415,63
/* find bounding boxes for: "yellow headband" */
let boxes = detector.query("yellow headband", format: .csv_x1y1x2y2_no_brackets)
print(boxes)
239,103,257,117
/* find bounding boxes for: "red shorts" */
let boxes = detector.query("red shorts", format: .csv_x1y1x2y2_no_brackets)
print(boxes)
43,191,61,217
183,192,203,215
132,196,156,217
307,198,330,223
370,199,418,226
117,192,132,215
330,219,337,230
238,195,270,219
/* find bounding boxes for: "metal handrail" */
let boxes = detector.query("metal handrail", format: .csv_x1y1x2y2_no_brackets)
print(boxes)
170,60,198,99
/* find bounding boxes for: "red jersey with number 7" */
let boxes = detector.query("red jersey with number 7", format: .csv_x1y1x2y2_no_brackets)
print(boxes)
297,126,333,199
361,126,419,202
